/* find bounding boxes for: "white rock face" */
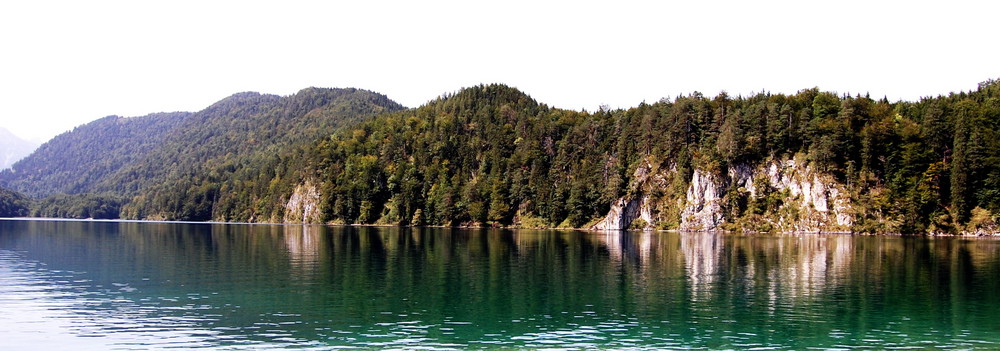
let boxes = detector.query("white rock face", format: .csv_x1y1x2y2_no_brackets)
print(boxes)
284,181,322,223
679,169,725,231
591,196,643,230
677,157,852,232
759,159,852,230
590,160,661,231
593,156,852,232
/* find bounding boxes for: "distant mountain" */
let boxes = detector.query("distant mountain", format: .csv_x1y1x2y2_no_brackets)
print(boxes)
0,87,405,220
0,128,41,170
0,113,189,198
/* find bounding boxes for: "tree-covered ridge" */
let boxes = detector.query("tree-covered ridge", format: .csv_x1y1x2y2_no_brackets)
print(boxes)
0,87,404,220
30,193,123,219
97,87,404,196
7,81,998,234
260,82,998,234
0,112,190,198
110,87,405,220
0,186,30,217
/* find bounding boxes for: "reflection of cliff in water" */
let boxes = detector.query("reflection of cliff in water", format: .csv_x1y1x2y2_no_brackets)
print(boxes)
720,234,857,315
3,220,999,324
680,232,722,301
102,224,1000,305
283,225,324,279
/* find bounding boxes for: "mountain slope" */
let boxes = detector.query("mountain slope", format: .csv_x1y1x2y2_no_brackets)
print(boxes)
0,128,41,170
100,87,403,197
0,113,189,198
256,83,620,226
246,82,1000,234
0,87,404,223
6,81,998,234
108,88,404,221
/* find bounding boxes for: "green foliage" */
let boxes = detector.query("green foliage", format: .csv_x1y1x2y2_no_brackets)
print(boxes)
629,218,648,230
32,193,123,219
0,187,30,217
966,206,998,234
0,113,189,198
6,79,1000,234
3,88,404,221
291,82,1000,233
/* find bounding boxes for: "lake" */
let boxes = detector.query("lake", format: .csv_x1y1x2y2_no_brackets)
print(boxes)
1,219,999,349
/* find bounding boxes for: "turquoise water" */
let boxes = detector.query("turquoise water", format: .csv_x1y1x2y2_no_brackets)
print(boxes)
1,219,999,349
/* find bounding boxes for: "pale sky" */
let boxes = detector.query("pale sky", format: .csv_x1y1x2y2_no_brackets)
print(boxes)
1,0,997,141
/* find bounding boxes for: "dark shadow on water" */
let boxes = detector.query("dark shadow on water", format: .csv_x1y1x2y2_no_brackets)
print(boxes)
2,220,1000,349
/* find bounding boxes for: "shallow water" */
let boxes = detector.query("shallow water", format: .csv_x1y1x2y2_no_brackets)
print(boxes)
1,219,999,349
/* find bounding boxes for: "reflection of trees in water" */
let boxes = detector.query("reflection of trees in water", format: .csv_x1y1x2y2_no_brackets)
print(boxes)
721,234,857,315
267,227,1000,315
7,220,999,328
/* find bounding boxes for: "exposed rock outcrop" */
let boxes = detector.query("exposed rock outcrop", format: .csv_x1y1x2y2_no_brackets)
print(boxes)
758,159,852,231
591,195,657,231
284,180,322,223
590,160,661,231
594,156,853,232
679,169,726,231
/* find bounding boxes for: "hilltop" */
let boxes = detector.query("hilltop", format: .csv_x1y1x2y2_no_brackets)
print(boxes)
4,81,999,234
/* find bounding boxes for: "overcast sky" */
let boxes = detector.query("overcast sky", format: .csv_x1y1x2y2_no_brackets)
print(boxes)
1,0,997,141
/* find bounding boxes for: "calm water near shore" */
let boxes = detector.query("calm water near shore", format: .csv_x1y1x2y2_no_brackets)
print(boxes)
1,219,999,349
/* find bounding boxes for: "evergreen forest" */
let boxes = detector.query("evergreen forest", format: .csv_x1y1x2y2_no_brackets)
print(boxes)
2,80,998,234
0,186,29,217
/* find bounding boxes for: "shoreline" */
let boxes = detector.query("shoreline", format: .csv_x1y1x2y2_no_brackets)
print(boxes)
2,217,997,237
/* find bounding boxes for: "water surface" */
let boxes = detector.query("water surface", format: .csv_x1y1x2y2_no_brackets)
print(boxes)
1,219,999,349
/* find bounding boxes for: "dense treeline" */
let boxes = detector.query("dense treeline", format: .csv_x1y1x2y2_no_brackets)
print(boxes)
296,85,614,227
31,193,123,219
116,88,404,220
5,81,998,234
0,186,30,217
0,88,404,221
0,112,189,198
253,82,997,233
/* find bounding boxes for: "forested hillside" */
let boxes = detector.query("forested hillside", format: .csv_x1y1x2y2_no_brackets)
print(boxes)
115,88,405,220
0,113,189,198
6,81,998,234
1,87,404,220
0,186,29,217
243,82,998,234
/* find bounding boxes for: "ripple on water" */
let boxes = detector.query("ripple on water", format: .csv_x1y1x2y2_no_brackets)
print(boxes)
5,227,1000,350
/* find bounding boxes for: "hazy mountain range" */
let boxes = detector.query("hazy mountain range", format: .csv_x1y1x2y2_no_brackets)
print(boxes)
0,128,40,170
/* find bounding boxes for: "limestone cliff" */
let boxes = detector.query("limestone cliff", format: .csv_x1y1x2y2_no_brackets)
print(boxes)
284,181,322,224
591,194,657,231
756,159,852,231
712,157,853,232
590,160,666,231
594,156,853,232
679,169,726,231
